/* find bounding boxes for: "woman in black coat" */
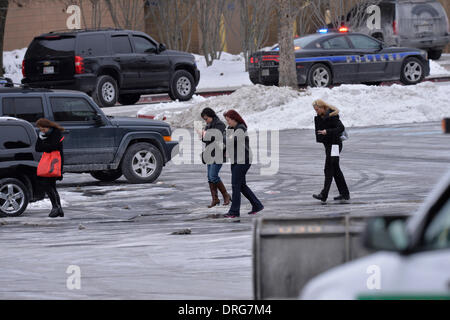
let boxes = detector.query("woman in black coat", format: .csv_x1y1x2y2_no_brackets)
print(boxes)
35,118,65,218
198,108,231,208
312,99,350,204
223,110,263,218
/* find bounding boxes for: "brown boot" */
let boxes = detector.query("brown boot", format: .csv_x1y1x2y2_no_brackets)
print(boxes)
208,182,220,208
216,181,231,206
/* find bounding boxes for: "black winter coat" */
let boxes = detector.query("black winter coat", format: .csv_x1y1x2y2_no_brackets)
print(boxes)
224,123,252,165
314,108,345,146
202,116,227,164
35,128,64,180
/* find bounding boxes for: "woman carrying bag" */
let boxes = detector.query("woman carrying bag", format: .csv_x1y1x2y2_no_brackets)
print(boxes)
312,99,350,204
35,118,65,218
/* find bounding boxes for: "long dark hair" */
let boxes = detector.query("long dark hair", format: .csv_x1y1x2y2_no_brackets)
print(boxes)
36,118,65,132
201,108,217,119
223,110,247,127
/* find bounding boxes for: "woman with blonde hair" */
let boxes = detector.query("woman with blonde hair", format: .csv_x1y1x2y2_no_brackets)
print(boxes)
312,99,350,204
35,118,65,218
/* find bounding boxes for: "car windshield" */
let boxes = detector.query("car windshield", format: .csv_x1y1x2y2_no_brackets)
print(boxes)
271,34,323,50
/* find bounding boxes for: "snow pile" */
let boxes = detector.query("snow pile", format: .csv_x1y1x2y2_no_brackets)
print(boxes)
139,82,450,131
3,48,26,84
429,60,450,75
194,52,252,90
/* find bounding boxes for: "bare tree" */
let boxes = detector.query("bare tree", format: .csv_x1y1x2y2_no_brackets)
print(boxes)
0,0,8,76
146,0,196,52
276,0,298,89
237,0,275,71
105,0,146,30
197,0,231,66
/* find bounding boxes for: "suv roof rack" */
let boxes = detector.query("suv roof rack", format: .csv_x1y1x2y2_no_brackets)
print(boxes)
47,27,126,34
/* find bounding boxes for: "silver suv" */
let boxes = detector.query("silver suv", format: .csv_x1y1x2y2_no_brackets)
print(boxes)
348,0,450,60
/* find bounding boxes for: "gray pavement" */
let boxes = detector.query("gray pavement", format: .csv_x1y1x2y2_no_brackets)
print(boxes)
0,122,449,299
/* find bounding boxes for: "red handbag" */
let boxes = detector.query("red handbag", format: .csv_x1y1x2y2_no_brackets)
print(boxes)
37,137,64,178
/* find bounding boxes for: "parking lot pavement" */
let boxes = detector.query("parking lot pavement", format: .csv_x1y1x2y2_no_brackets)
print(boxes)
0,122,449,299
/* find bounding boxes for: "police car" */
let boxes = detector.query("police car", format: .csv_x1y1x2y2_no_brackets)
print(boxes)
248,28,430,87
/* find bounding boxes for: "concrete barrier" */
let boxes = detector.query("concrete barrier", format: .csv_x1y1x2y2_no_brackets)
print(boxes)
253,214,409,300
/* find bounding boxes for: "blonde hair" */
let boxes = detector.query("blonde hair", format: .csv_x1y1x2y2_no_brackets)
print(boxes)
312,99,335,111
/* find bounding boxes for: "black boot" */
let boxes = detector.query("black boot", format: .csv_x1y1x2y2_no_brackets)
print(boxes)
334,195,350,201
48,187,63,218
313,193,327,205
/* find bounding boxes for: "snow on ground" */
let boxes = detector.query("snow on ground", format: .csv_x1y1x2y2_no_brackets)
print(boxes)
194,52,252,90
3,48,26,84
138,82,450,131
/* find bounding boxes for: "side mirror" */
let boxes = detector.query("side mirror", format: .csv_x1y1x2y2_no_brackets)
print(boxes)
93,114,104,127
363,216,410,253
146,47,157,54
159,43,166,53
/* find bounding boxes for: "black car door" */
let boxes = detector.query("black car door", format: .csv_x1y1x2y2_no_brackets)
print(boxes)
317,35,359,83
111,34,140,88
131,35,171,89
347,34,389,82
47,96,117,166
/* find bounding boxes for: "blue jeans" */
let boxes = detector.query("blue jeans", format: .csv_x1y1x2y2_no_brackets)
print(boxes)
207,164,223,184
228,164,263,216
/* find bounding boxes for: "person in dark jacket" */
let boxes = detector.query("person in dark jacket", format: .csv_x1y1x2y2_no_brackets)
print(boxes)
223,110,263,218
312,99,350,204
197,108,231,208
35,118,65,218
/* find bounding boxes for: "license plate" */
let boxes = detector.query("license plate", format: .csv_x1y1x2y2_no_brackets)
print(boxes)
43,66,54,74
262,69,270,76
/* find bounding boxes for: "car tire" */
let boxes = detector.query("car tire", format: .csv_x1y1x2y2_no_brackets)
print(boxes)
428,49,442,61
308,64,332,87
90,169,123,182
93,75,118,108
121,143,163,184
118,94,141,106
0,178,29,217
169,70,195,101
400,57,425,85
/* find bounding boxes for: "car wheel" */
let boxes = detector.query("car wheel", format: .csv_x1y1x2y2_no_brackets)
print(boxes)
428,49,442,61
169,70,195,101
308,64,332,87
118,94,141,106
0,178,29,217
90,169,123,182
93,75,118,108
121,143,163,184
400,57,425,85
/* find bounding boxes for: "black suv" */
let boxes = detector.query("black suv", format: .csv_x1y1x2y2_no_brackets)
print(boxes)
0,117,44,217
22,29,200,108
0,87,178,184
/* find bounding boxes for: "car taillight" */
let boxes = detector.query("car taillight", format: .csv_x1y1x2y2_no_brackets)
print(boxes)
75,56,84,74
262,55,279,62
393,21,397,35
22,60,25,77
250,57,254,64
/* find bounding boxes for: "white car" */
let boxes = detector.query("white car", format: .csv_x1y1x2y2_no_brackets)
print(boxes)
301,170,450,300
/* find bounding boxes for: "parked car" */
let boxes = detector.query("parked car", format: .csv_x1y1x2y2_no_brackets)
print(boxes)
0,116,44,217
300,169,450,300
0,87,178,184
21,28,200,108
346,0,450,60
249,29,430,87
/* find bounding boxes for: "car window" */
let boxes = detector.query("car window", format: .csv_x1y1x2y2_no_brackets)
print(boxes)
112,35,132,54
133,36,157,54
50,97,97,122
2,97,45,123
0,125,31,149
77,34,108,56
321,36,351,49
25,37,75,59
422,195,450,250
348,35,381,49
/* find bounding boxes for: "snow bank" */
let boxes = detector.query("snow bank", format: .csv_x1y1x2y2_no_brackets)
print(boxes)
430,60,450,76
139,82,450,131
3,48,26,84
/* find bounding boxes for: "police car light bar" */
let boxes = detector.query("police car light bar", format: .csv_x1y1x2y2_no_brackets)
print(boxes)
318,28,328,34
339,26,349,33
